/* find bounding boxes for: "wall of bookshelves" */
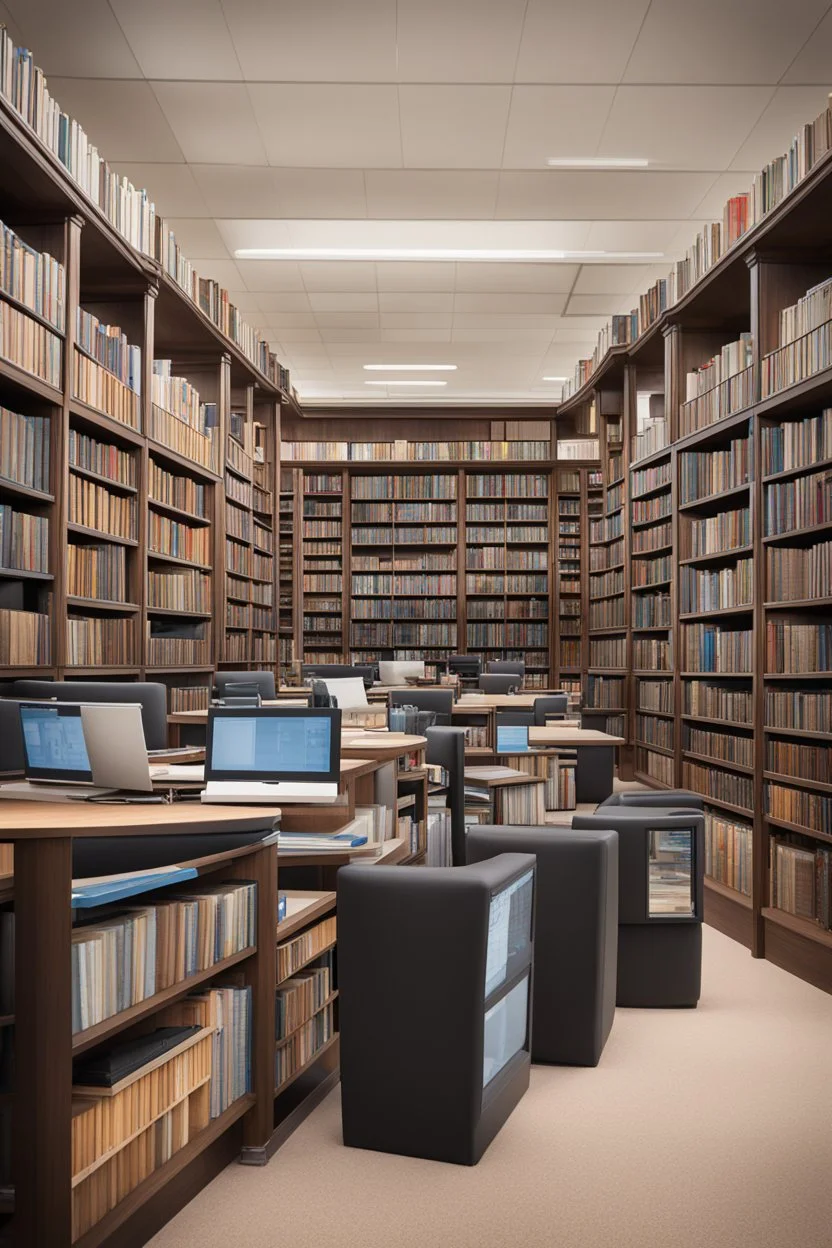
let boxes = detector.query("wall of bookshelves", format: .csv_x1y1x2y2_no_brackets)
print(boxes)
304,469,346,665
553,464,603,699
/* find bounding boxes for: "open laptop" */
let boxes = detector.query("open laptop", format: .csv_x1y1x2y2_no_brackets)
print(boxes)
495,723,534,755
201,707,341,804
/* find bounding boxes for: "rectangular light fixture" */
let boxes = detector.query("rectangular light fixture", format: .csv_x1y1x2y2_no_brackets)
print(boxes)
365,380,447,387
234,247,662,263
546,157,649,169
363,364,457,371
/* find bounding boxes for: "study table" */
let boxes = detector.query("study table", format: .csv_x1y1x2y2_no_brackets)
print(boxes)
527,726,624,803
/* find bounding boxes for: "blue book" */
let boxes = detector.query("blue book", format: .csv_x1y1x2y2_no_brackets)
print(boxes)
71,866,199,909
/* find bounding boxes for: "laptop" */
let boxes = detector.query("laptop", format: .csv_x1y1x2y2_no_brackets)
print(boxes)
201,707,341,804
495,723,534,755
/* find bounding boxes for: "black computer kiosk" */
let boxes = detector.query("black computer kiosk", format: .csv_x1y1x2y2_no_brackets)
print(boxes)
338,855,536,1165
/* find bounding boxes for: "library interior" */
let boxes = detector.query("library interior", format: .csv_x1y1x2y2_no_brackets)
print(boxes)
0,2,832,1245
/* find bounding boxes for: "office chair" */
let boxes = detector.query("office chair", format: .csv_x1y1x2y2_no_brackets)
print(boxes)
447,654,481,680
10,680,168,750
599,791,704,811
478,673,519,695
494,710,535,728
534,695,569,724
424,726,466,866
389,689,454,726
214,670,275,701
301,663,375,690
486,660,525,680
310,680,337,708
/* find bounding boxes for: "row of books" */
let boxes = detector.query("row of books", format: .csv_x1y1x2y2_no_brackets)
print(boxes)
632,554,672,586
67,542,127,602
226,502,251,542
590,599,626,630
148,568,211,614
1,297,62,388
147,621,210,667
0,602,51,664
305,521,342,539
590,513,624,542
472,599,548,620
0,404,49,492
67,615,133,665
684,682,752,722
631,495,672,525
631,462,671,496
763,468,831,536
69,428,135,488
226,539,251,576
351,574,456,596
353,503,458,523
684,507,750,558
466,573,548,593
632,591,672,628
631,520,671,554
761,410,832,476
682,760,754,812
678,433,752,503
304,574,341,592
764,688,831,733
766,783,831,835
680,558,753,614
636,713,674,751
275,1001,335,1090
557,438,600,460
468,623,547,646
633,637,672,670
682,623,752,673
283,439,551,462
169,685,211,713
467,474,548,499
636,747,674,785
149,513,211,565
606,482,625,514
352,599,457,620
590,537,624,570
770,836,832,929
761,314,832,396
589,637,626,667
73,350,141,430
778,275,832,348
586,676,624,709
765,621,832,673
151,361,217,434
767,737,832,785
638,679,674,713
684,724,754,768
0,503,48,572
226,473,252,509
767,540,832,601
277,917,337,984
355,526,458,546
559,638,580,666
148,404,217,474
0,217,64,330
275,950,334,1042
631,418,670,464
705,809,753,896
252,552,271,581
679,336,754,436
351,475,457,501
590,569,624,597
150,461,206,519
226,437,255,483
76,308,141,393
68,474,137,540
466,549,547,570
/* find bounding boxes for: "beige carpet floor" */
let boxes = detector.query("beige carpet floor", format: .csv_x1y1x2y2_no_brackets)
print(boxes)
150,926,832,1248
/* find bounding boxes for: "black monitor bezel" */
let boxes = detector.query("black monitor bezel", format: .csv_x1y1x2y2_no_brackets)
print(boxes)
205,706,342,782
18,702,95,783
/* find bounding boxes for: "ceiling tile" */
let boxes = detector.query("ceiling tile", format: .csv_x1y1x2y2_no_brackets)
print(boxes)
572,264,669,295
730,86,832,170
398,86,512,169
307,292,379,312
452,326,555,346
624,0,829,84
0,1,24,44
785,9,832,81
191,166,279,216
395,0,527,82
453,263,580,293
377,293,455,313
224,290,263,314
375,263,457,291
110,0,241,78
453,292,568,315
254,293,312,313
313,313,381,329
165,219,231,260
566,293,633,315
235,260,306,292
319,326,381,343
152,83,267,165
189,259,245,290
284,345,332,360
6,0,141,76
46,80,183,162
452,313,559,332
583,219,696,252
276,326,324,342
380,312,454,329
300,263,378,293
515,0,650,83
223,0,397,81
601,86,775,170
265,312,319,328
502,87,616,168
117,164,210,217
271,170,367,218
380,328,454,343
248,85,402,167
496,171,715,219
365,172,499,219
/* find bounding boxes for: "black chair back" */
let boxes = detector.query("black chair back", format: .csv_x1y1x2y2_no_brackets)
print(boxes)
478,673,518,695
10,680,168,750
214,670,276,700
534,695,569,724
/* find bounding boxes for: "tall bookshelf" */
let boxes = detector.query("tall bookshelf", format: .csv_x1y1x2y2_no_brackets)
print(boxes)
552,464,603,697
303,469,346,665
278,467,298,678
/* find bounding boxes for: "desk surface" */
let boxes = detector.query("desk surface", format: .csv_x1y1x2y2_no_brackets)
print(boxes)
464,766,546,789
339,731,426,760
168,703,385,725
0,800,276,839
528,726,624,746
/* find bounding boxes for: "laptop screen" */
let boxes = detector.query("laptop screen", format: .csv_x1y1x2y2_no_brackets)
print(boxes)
496,723,530,754
206,708,341,782
19,703,94,782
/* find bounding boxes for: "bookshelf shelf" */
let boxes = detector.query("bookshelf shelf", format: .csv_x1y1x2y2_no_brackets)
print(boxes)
0,477,53,503
763,520,832,544
763,770,832,795
148,498,212,527
273,1034,339,1098
147,439,221,483
147,552,212,572
677,482,750,513
763,725,832,740
762,906,832,950
68,400,142,445
275,993,339,1049
66,523,138,548
705,877,753,909
0,357,62,405
68,464,137,495
679,545,753,567
765,816,832,846
684,750,755,776
762,454,832,484
679,604,753,621
66,597,140,613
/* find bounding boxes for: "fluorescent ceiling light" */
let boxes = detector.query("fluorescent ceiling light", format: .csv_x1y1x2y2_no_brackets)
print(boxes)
546,157,649,169
363,364,457,372
234,247,662,263
543,376,568,382
365,380,447,387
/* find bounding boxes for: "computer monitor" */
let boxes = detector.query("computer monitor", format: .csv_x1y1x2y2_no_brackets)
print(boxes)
378,660,425,685
495,723,531,755
19,703,93,783
205,708,341,783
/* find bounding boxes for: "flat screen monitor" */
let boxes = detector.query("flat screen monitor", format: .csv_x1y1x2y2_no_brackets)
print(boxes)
485,867,534,998
647,826,695,918
378,660,425,685
205,707,341,783
19,703,93,783
483,974,530,1089
495,724,530,754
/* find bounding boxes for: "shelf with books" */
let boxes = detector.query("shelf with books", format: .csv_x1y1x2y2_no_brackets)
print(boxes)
303,470,345,663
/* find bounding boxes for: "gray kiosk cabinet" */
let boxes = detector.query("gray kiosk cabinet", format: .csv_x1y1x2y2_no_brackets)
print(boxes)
338,855,536,1165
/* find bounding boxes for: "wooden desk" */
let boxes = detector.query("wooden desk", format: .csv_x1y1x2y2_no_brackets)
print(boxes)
339,731,426,762
528,726,624,803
